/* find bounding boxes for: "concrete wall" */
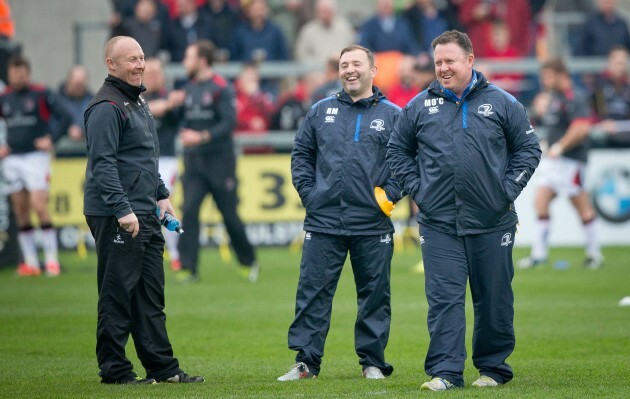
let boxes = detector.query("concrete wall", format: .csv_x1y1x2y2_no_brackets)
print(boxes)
12,0,111,91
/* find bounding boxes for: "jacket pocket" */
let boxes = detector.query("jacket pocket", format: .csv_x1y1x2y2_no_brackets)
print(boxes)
302,187,317,208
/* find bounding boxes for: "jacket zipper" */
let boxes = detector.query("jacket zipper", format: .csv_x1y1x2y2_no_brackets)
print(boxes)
354,113,363,141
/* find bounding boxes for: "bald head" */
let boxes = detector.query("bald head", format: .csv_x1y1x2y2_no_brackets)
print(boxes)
65,65,89,97
105,36,145,87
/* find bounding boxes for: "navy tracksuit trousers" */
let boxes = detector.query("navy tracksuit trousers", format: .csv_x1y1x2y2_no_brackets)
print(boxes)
86,215,181,381
420,224,517,387
287,232,394,376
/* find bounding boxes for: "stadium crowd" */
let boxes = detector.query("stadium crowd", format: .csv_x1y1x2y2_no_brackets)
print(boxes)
3,0,630,153
103,0,630,148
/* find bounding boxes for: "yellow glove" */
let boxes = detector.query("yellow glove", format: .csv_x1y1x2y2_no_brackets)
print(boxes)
374,186,395,217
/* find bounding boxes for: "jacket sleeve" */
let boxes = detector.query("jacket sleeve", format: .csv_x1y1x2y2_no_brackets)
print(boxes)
85,102,132,218
380,111,405,203
387,106,422,199
157,174,170,201
291,108,317,204
209,85,236,141
502,101,542,202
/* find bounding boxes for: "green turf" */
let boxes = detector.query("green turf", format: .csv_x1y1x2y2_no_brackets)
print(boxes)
0,245,628,398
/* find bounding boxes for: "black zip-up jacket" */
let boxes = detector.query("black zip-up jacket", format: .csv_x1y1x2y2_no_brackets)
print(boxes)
387,71,541,236
83,76,169,219
292,87,404,235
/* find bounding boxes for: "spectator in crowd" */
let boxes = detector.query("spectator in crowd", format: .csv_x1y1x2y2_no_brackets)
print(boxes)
591,46,630,147
483,21,525,96
143,58,183,271
160,0,207,18
268,0,313,49
58,65,93,142
278,44,404,382
83,35,204,385
115,0,164,58
403,0,452,55
199,0,240,61
0,0,17,83
457,0,533,57
0,56,73,276
173,40,259,283
234,62,275,153
309,55,341,102
518,59,603,269
110,0,170,39
110,0,140,34
574,0,630,57
270,72,323,136
387,29,540,391
162,0,214,62
357,0,419,55
543,0,593,57
293,0,355,65
386,55,434,107
0,0,14,39
230,0,289,62
358,0,420,93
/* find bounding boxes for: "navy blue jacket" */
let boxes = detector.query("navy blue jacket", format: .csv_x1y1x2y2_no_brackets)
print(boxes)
292,87,404,236
387,71,541,236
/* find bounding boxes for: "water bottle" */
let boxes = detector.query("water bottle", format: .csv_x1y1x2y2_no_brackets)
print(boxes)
156,207,184,234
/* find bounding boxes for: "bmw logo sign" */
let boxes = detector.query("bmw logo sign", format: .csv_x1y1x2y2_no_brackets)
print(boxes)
592,166,630,223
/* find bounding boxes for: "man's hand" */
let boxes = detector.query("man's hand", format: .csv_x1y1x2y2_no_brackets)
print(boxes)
34,135,53,151
156,198,176,220
374,187,395,217
168,89,186,108
0,145,10,159
68,125,85,140
180,128,210,148
118,212,139,238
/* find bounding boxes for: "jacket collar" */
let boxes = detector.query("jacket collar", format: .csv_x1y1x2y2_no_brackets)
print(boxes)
105,75,145,102
337,86,385,106
430,70,488,102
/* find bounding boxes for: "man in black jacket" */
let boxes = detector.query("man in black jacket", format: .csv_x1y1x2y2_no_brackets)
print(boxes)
173,40,259,283
83,36,203,385
278,45,404,382
387,30,541,390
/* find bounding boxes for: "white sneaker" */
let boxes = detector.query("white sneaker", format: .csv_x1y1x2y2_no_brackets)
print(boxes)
362,366,385,379
248,262,260,282
517,256,546,269
472,375,499,387
420,377,455,391
239,262,260,283
277,362,316,381
584,255,604,270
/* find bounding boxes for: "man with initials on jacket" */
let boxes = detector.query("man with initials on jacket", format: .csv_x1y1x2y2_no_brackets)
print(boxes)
278,44,404,381
387,30,541,390
83,36,203,385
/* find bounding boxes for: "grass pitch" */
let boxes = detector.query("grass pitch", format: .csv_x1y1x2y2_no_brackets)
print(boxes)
0,245,628,398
